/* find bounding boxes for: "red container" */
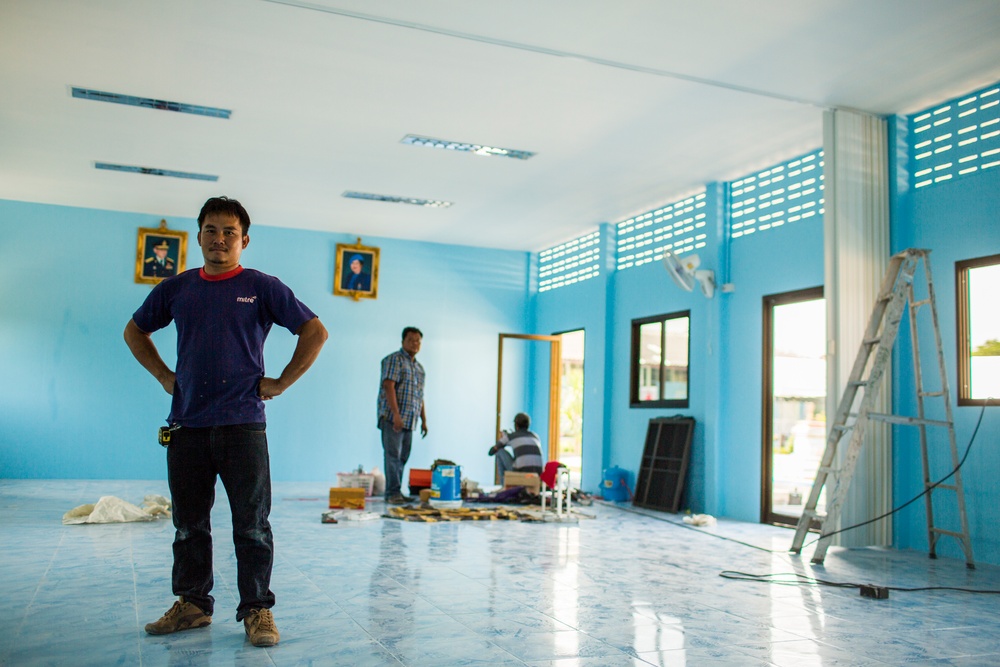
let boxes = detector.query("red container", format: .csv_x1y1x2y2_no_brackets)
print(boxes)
409,468,432,490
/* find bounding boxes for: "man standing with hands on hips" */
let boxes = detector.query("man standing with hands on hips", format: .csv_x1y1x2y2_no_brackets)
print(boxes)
124,196,328,647
378,327,427,504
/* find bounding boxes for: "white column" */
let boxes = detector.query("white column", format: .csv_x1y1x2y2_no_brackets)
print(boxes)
823,108,892,547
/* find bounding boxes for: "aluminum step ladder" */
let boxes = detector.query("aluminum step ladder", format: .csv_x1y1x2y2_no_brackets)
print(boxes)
790,248,974,568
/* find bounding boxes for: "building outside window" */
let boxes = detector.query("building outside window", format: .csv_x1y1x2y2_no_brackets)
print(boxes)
630,311,690,408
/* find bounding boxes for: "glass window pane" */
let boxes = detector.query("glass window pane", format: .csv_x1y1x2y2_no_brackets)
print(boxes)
663,316,689,400
638,322,661,401
970,263,1000,400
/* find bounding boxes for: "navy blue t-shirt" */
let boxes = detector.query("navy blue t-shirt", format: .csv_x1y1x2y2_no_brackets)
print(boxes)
132,266,317,427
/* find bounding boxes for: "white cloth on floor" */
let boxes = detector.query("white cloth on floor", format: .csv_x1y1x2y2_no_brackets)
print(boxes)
62,494,171,525
682,513,717,527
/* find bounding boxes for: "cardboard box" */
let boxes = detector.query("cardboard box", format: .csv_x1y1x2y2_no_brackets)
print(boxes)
504,471,541,494
329,487,366,509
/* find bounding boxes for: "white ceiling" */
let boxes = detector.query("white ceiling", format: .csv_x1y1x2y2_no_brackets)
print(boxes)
2,0,999,251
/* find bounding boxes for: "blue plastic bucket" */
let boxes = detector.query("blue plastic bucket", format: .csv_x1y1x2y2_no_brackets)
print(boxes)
601,466,629,502
431,465,461,501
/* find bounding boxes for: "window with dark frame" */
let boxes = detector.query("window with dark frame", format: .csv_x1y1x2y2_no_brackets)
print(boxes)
630,311,690,408
956,253,1000,406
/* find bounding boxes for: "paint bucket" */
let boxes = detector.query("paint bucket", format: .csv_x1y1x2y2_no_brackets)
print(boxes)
601,466,629,502
431,465,461,501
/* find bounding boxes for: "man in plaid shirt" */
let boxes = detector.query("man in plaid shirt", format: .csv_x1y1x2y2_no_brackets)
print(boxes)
378,327,427,504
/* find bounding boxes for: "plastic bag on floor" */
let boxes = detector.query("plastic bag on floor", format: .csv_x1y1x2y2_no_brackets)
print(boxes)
62,494,171,525
682,513,717,527
370,466,385,497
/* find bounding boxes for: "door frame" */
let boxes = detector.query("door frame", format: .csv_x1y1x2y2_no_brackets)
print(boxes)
761,285,823,526
496,334,562,478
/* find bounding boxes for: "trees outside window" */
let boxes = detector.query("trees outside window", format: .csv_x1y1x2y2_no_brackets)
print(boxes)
956,254,1000,406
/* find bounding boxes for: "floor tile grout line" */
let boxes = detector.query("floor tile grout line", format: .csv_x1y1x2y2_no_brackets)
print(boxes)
6,521,68,661
130,523,145,667
272,537,400,657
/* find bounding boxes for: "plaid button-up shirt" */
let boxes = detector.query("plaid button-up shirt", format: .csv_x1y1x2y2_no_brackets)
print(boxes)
378,348,425,430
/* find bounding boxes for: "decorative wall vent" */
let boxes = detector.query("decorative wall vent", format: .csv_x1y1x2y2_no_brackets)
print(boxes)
729,149,824,240
538,231,600,292
617,191,707,271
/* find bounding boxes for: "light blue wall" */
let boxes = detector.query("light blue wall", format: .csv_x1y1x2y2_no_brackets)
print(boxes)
532,225,613,493
4,109,997,567
716,211,826,519
0,199,531,485
890,117,1000,564
606,186,726,512
529,184,825,514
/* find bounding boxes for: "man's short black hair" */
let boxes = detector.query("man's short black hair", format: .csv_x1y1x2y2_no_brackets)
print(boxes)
402,326,423,341
514,413,530,430
198,196,251,235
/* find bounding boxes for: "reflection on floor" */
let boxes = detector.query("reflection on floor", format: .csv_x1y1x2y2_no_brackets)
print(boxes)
3,479,1000,666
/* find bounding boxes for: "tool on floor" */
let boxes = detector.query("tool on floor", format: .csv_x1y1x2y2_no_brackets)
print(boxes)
790,248,974,568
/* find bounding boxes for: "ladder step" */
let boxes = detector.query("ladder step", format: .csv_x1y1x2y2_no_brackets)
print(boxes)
848,380,869,388
817,466,837,475
930,527,965,539
930,483,959,492
867,412,952,428
919,391,945,397
863,337,882,346
912,298,930,308
831,424,853,432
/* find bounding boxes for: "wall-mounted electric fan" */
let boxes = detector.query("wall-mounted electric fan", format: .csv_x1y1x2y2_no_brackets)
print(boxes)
663,250,715,298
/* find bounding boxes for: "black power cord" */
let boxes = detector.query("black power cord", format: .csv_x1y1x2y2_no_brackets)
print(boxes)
738,403,996,598
802,402,988,548
607,404,994,598
720,570,1000,597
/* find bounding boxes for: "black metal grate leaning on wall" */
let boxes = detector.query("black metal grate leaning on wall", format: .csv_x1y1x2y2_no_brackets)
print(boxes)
634,417,694,514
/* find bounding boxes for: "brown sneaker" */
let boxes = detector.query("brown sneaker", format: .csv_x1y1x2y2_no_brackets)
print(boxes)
144,597,211,635
244,608,280,647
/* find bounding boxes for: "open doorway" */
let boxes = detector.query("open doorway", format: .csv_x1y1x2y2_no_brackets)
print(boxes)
557,329,585,489
495,333,561,484
762,287,826,527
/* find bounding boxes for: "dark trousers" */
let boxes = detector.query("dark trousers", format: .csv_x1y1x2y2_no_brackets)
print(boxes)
379,417,412,498
166,423,275,621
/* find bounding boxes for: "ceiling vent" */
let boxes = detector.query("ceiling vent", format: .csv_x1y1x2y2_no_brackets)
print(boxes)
95,162,218,181
401,134,534,160
72,87,231,119
342,191,452,208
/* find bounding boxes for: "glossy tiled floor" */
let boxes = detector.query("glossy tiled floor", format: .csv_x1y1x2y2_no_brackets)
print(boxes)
3,479,1000,666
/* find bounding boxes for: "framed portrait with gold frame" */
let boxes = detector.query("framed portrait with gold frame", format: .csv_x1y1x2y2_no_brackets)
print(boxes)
135,220,188,285
334,239,379,300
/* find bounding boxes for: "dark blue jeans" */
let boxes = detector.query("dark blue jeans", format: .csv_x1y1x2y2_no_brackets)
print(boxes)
379,417,412,498
166,423,275,621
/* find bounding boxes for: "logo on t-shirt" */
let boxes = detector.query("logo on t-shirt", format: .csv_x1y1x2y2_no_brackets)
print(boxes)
236,296,257,303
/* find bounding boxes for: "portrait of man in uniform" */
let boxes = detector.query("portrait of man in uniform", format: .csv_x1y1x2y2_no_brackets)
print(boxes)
143,239,177,278
135,221,187,285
